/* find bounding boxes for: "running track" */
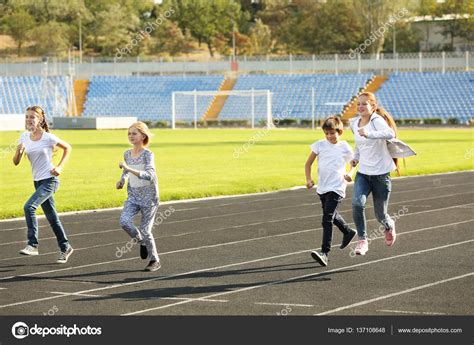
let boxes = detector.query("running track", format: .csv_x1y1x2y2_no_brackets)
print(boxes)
0,171,472,316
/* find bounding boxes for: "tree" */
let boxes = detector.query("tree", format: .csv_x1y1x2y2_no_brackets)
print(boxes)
29,21,71,55
2,10,35,56
247,19,273,55
437,0,471,50
417,0,441,51
296,0,365,54
172,0,241,57
150,21,193,56
91,3,140,56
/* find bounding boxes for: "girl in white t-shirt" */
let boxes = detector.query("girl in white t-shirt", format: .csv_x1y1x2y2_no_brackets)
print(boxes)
116,122,161,272
305,116,357,267
349,92,398,256
12,106,74,264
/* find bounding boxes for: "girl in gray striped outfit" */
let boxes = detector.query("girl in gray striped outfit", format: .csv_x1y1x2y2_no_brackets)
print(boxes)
116,122,161,272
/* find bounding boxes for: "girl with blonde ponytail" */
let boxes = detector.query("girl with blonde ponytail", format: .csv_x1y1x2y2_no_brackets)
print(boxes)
13,106,74,264
348,92,397,256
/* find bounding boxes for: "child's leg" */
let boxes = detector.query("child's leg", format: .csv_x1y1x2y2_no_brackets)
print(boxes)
119,201,142,241
41,194,70,252
138,204,159,262
372,173,395,230
319,192,343,253
23,178,58,248
352,172,372,240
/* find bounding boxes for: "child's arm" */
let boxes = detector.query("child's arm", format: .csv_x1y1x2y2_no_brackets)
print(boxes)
344,142,356,182
13,143,25,166
305,152,317,188
50,140,72,176
119,151,156,180
344,165,356,182
117,153,129,189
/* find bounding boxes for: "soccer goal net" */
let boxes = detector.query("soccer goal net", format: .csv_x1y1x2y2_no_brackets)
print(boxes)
171,89,273,129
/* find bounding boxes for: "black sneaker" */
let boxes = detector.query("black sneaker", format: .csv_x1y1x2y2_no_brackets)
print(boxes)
340,229,357,249
310,250,328,267
140,244,148,259
144,260,161,272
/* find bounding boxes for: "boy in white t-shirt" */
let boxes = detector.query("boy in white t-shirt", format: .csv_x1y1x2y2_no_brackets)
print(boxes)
305,116,356,266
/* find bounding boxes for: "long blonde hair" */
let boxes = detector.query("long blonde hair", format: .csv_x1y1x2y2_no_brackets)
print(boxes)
129,121,152,147
359,92,400,176
26,105,50,132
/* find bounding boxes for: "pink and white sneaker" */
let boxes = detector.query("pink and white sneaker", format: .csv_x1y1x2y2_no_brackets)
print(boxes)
355,240,368,255
384,226,397,246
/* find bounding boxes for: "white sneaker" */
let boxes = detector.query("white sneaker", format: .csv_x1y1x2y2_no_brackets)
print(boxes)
19,245,39,256
57,246,74,264
355,240,368,255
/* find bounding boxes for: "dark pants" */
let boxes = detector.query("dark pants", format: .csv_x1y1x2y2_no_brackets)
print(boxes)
24,177,69,252
318,191,352,253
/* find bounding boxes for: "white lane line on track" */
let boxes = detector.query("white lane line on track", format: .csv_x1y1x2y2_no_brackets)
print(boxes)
254,302,314,308
376,309,448,315
2,179,473,231
122,240,474,315
158,297,228,303
49,292,102,298
316,273,474,316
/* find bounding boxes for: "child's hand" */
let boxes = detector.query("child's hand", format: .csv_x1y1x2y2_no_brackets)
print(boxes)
358,128,368,138
50,166,62,176
119,162,129,171
116,180,124,189
350,159,358,167
344,174,352,182
306,180,315,189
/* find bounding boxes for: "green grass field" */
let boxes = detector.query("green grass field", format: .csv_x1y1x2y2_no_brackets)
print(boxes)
0,128,473,219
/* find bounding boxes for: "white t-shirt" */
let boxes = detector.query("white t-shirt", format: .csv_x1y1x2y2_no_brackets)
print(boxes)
18,131,60,181
350,114,396,175
310,139,353,198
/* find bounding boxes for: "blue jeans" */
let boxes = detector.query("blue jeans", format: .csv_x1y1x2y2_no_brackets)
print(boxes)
24,177,69,251
352,172,395,240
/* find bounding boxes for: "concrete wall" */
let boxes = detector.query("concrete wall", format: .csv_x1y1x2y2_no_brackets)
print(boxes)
52,117,137,129
0,114,24,131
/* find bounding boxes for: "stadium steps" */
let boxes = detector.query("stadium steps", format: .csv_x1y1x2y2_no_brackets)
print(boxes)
72,79,90,116
341,75,387,120
203,77,237,120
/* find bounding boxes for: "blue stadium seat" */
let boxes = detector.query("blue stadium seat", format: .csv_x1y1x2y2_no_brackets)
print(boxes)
82,76,223,121
376,72,474,123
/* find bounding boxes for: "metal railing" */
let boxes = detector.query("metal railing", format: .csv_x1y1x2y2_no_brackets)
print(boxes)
0,52,471,78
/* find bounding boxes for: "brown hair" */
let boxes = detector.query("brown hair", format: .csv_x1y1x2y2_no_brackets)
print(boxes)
359,92,400,175
322,116,344,135
129,121,152,147
26,105,50,132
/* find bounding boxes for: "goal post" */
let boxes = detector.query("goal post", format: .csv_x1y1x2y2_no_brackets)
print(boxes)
171,89,273,129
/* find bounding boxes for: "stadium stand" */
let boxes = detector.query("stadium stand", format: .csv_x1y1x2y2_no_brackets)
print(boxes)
375,72,474,123
219,73,374,121
0,76,68,115
82,75,223,121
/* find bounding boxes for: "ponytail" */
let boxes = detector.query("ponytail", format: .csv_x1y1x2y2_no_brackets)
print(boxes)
375,106,400,176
